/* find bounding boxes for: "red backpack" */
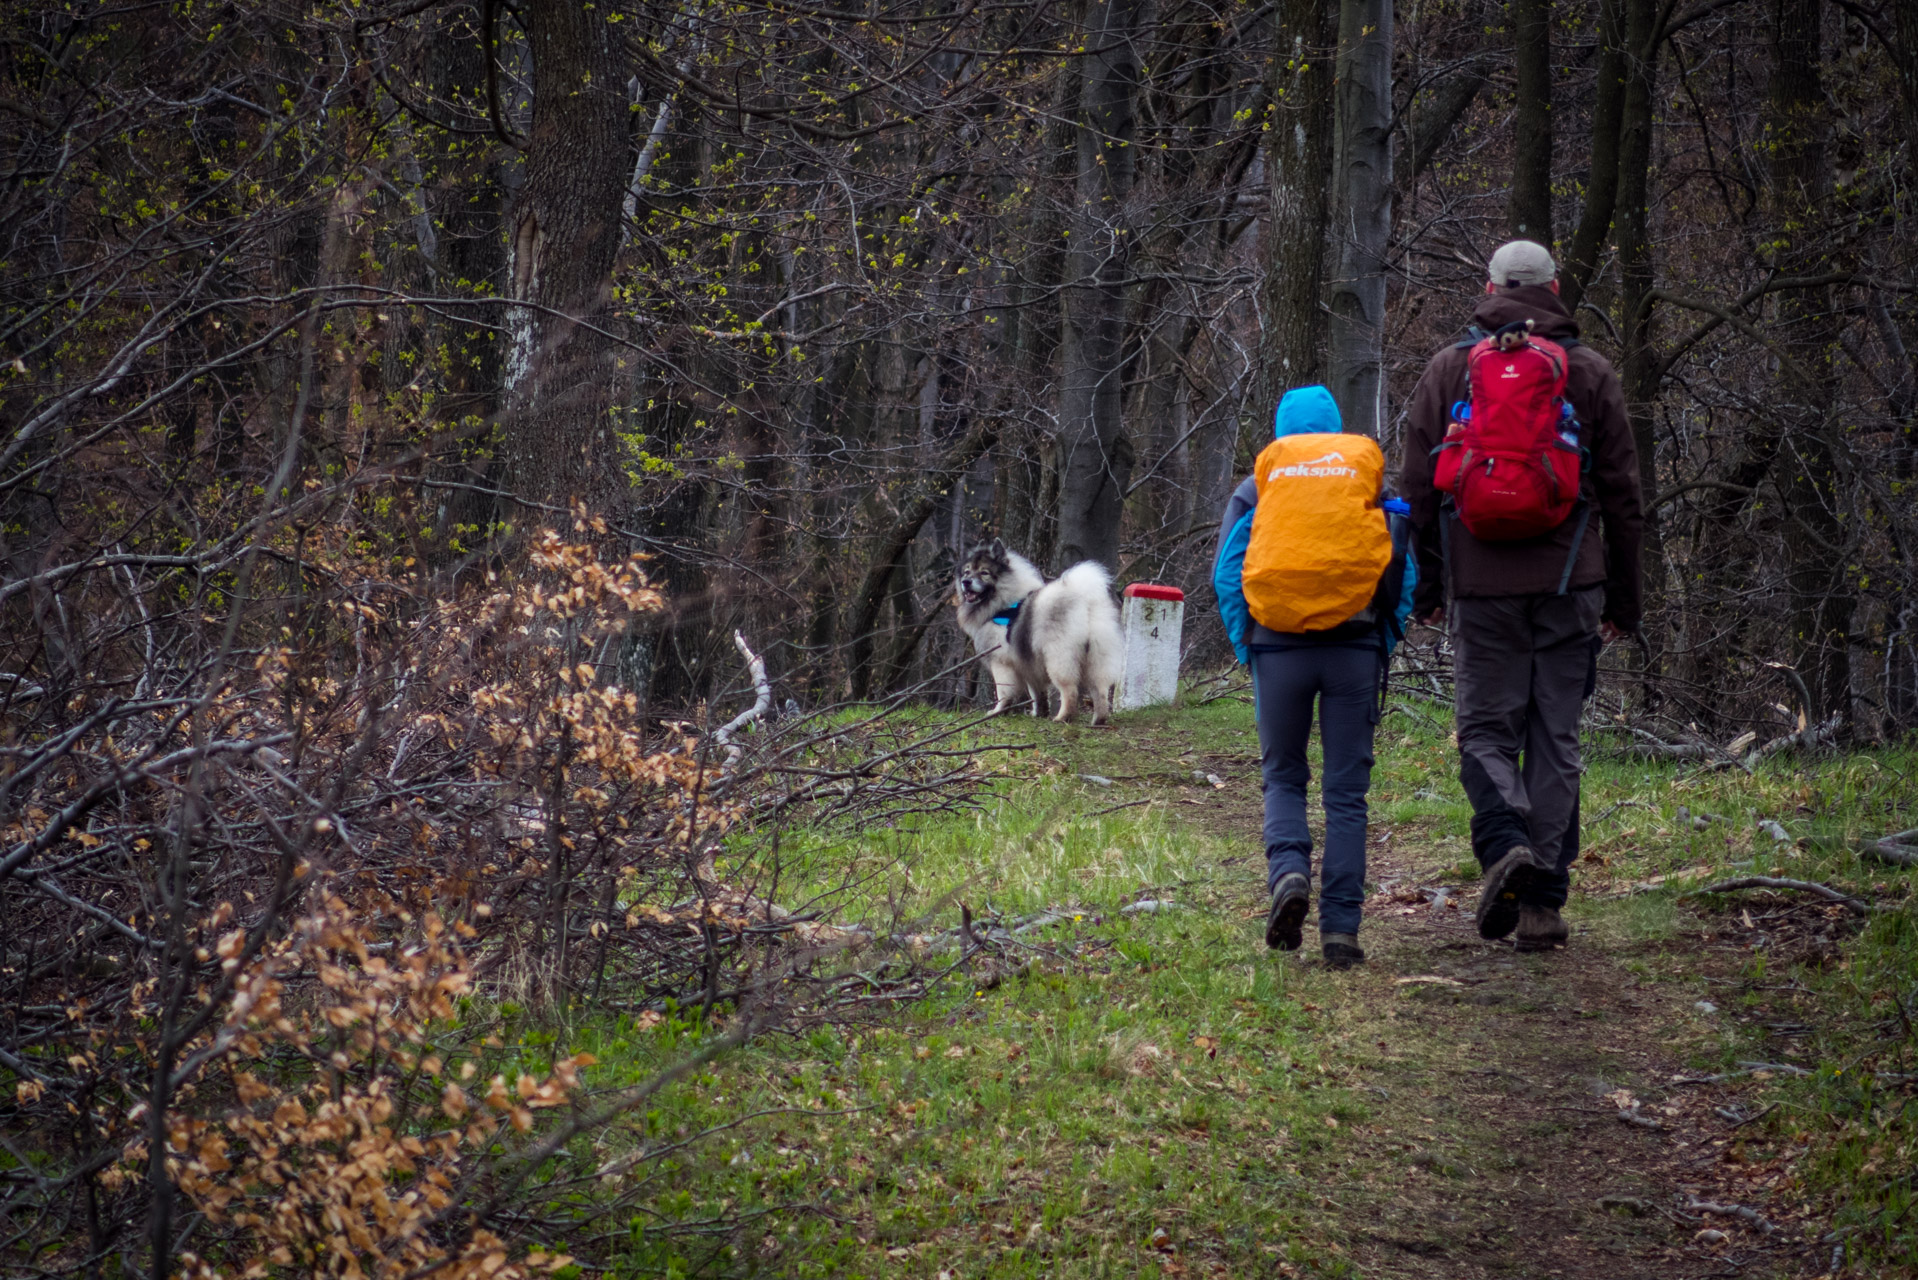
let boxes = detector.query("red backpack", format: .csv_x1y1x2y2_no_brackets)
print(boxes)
1431,320,1585,541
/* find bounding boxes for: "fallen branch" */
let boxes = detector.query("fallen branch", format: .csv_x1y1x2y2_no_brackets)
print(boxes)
714,630,772,768
1751,711,1842,763
1680,876,1871,916
1684,1195,1779,1236
1672,1061,1811,1085
1861,827,1918,868
1394,974,1466,988
1600,723,1725,760
1595,723,1748,769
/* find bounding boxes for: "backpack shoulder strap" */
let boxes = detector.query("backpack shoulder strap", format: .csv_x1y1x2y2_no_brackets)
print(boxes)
1454,324,1488,350
1554,503,1593,595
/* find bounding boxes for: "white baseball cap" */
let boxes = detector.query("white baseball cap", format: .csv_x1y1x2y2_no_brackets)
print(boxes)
1488,240,1557,287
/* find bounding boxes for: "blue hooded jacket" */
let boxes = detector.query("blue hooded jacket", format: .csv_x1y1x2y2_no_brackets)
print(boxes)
1212,387,1417,664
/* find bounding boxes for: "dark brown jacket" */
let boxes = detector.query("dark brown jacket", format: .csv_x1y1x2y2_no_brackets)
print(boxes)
1400,286,1646,631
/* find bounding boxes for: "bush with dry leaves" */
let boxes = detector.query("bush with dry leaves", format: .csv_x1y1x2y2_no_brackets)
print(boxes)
3,496,994,1280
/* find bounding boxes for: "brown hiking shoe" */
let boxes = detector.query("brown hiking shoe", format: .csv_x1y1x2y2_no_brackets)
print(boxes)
1475,845,1545,940
1514,904,1569,952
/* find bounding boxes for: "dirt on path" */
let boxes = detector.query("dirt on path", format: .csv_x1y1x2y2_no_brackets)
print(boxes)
1180,766,1825,1280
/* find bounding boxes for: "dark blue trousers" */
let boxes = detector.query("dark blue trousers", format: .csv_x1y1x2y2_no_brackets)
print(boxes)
1251,645,1380,937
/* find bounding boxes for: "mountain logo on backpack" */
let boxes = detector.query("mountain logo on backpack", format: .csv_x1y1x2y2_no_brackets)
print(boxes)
1268,450,1356,480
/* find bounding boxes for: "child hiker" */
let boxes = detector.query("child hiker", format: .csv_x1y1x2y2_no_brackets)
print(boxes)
1213,386,1416,968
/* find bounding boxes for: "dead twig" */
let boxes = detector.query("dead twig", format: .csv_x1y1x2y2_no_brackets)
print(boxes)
1087,797,1154,818
1718,1102,1777,1131
1189,673,1252,706
1681,876,1871,916
1684,1195,1780,1236
1672,1063,1810,1084
958,903,983,955
1591,798,1656,827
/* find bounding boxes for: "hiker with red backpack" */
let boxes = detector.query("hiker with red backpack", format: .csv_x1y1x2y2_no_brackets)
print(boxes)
1214,385,1417,969
1401,241,1644,951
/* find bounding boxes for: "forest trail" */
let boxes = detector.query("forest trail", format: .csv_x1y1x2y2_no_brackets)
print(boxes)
1170,735,1814,1280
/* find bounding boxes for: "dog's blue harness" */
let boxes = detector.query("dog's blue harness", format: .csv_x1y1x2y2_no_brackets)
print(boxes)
990,601,1021,628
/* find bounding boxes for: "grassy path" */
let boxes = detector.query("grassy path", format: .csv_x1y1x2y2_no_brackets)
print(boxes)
595,695,1915,1278
1261,837,1752,1278
1014,702,1811,1280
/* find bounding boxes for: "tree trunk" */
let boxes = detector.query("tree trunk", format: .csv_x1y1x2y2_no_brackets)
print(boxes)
501,3,632,514
1894,0,1918,134
847,417,1000,698
1509,0,1554,244
1615,0,1661,587
418,11,509,553
1056,0,1145,571
1325,0,1393,438
1768,0,1852,722
1253,0,1335,448
1561,0,1623,309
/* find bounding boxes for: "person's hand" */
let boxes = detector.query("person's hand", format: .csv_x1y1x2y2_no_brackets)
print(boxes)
1416,607,1445,629
1599,620,1626,644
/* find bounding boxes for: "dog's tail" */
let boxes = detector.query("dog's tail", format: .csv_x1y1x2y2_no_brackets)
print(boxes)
1057,560,1123,698
1053,560,1113,598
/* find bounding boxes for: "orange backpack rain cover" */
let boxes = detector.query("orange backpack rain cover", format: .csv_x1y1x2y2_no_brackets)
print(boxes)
1243,432,1391,633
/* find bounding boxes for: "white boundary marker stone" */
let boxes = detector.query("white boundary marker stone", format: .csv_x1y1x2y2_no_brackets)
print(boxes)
1117,583,1184,711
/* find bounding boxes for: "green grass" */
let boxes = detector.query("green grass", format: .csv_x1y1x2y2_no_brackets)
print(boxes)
537,686,1916,1277
543,696,1369,1278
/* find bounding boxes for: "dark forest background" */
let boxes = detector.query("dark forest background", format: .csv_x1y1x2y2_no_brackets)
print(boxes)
5,0,1913,732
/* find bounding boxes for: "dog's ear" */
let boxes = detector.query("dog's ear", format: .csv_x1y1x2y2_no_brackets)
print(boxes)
990,537,1006,560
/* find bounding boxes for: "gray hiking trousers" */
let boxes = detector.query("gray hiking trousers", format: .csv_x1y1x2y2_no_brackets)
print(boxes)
1450,588,1602,908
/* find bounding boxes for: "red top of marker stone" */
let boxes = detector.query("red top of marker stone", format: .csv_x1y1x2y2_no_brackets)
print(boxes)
1122,583,1185,602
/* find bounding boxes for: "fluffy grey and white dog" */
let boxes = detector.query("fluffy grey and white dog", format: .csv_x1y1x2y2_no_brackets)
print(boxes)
954,539,1122,724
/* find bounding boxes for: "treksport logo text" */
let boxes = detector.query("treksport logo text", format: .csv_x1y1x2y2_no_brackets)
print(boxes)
1268,451,1358,480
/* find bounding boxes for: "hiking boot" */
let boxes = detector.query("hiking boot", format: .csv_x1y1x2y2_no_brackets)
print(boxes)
1322,933,1366,969
1476,845,1546,940
1266,872,1310,951
1514,904,1569,952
